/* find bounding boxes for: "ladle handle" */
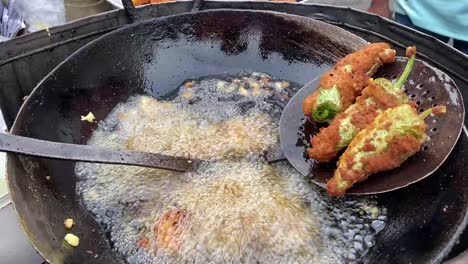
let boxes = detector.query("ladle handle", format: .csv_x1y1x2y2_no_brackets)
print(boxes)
0,133,200,172
122,0,140,22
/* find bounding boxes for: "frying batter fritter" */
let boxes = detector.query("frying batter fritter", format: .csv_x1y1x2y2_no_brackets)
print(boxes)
303,43,396,123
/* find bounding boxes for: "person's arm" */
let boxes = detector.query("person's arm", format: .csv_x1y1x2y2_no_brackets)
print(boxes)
445,250,468,264
368,0,392,18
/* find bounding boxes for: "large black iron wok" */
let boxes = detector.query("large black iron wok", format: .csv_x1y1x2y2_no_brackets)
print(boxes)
6,2,468,264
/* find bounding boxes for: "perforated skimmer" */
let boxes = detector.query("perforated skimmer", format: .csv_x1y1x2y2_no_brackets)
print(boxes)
280,57,465,195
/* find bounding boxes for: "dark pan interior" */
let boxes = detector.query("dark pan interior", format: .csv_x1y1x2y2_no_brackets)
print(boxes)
7,10,468,264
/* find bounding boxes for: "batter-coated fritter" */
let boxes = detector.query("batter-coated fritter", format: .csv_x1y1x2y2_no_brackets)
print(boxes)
308,47,417,162
137,209,191,255
154,209,190,253
303,43,396,123
326,104,446,197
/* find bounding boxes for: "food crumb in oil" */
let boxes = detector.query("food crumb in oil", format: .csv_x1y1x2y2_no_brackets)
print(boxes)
274,82,285,91
117,113,127,120
81,112,96,123
238,86,249,96
216,81,226,89
249,81,260,89
64,233,79,247
370,207,379,219
184,81,195,88
181,89,194,100
64,218,74,229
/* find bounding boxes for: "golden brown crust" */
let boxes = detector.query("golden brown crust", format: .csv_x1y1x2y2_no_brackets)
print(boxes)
351,80,402,129
336,42,395,94
153,209,190,254
137,237,150,249
308,80,407,162
303,92,318,116
325,105,425,196
308,114,344,162
323,71,357,110
359,80,402,109
325,178,342,197
349,103,381,131
362,138,376,152
303,42,396,116
360,135,421,173
326,133,423,197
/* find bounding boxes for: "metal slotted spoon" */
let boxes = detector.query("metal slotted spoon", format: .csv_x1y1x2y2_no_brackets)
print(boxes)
279,57,465,195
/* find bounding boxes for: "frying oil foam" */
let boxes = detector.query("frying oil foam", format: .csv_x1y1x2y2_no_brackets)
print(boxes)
76,73,387,264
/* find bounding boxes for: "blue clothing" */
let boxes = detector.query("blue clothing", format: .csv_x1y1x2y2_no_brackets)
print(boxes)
395,13,468,55
394,0,468,42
